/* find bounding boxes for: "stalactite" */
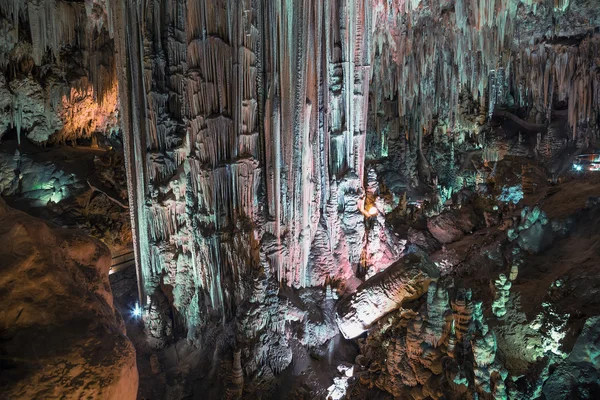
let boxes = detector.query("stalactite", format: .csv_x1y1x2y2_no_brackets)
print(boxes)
110,0,374,325
24,0,82,64
369,0,599,153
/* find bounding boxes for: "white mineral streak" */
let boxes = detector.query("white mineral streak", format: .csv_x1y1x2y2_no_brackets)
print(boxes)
110,0,152,307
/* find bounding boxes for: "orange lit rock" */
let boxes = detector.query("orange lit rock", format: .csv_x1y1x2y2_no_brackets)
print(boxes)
0,198,138,399
58,81,119,143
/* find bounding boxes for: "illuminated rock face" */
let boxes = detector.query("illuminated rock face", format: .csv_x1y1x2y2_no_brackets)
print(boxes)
0,0,118,144
106,0,600,356
427,205,479,244
335,251,439,339
0,198,138,399
543,316,600,398
353,281,511,399
111,0,374,324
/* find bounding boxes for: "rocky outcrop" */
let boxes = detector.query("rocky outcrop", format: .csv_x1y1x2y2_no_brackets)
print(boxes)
427,205,479,244
336,251,439,339
543,316,600,399
508,206,553,254
350,280,511,400
0,198,138,399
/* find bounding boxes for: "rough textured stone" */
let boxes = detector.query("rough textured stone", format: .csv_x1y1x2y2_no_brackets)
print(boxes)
0,198,138,399
543,317,600,399
335,251,440,339
427,206,479,244
509,206,554,254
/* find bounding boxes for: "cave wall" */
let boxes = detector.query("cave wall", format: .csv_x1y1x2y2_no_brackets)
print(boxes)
108,0,600,338
367,0,600,192
111,0,375,330
0,0,600,397
0,0,118,145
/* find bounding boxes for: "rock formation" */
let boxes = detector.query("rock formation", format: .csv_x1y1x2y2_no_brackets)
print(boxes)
0,197,138,399
543,316,600,398
0,0,600,398
492,274,512,318
0,0,118,145
350,278,510,400
336,251,439,339
509,206,554,253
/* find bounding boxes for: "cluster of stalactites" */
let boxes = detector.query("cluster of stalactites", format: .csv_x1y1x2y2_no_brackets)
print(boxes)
117,0,375,320
369,0,520,144
0,0,81,64
0,0,117,105
369,0,596,143
513,36,600,139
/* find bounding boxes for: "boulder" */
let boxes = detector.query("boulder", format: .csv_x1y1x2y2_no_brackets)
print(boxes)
335,251,439,339
427,206,478,244
509,206,554,254
517,220,553,254
408,227,441,253
543,317,600,399
0,198,138,399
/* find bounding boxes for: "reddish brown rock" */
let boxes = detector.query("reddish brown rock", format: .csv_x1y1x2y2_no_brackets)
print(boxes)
427,206,479,244
0,198,138,399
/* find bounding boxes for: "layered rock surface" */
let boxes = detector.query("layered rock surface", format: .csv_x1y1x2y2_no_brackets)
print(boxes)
0,198,137,399
336,251,439,339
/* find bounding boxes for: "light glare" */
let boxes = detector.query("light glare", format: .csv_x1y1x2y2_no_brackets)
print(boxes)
132,302,142,317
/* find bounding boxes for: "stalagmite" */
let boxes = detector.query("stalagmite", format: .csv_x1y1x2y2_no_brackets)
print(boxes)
225,350,244,400
492,274,511,318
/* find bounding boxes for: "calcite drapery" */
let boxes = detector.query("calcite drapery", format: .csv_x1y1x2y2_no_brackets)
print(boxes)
369,0,600,142
110,0,373,327
108,0,600,338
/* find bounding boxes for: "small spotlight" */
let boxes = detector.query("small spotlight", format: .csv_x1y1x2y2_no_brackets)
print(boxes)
368,207,378,216
573,164,583,171
132,302,142,317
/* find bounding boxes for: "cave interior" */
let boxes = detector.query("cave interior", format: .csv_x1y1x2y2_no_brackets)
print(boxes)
1,0,600,399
